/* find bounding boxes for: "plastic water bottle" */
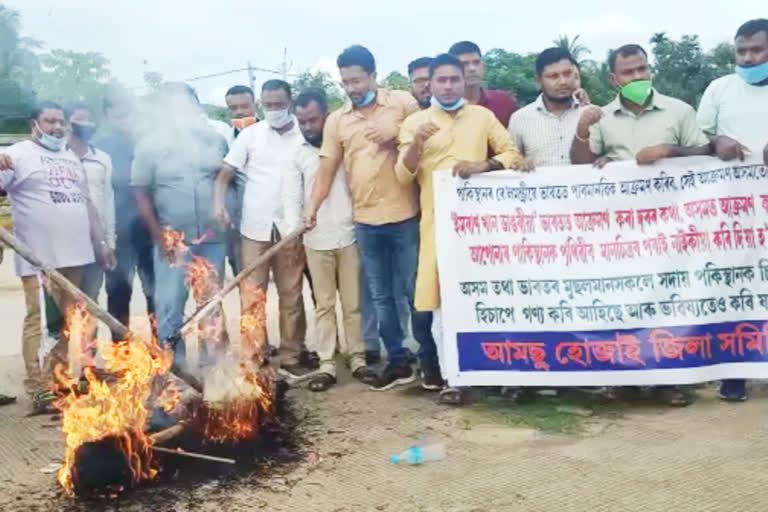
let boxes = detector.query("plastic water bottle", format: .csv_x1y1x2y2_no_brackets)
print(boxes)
390,442,446,465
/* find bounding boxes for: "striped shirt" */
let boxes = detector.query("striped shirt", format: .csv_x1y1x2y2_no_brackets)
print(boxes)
508,94,582,167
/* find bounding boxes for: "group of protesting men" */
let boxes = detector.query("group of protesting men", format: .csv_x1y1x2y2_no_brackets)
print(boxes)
1,17,768,412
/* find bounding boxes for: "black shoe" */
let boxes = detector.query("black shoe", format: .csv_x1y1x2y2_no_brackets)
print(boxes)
365,350,381,365
299,350,320,370
369,364,416,391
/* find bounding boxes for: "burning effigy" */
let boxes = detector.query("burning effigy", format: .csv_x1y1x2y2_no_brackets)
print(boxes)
0,224,302,498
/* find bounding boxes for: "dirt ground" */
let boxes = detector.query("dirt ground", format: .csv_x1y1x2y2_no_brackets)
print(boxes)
0,250,767,512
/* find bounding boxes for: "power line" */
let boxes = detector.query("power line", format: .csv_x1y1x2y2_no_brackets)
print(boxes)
183,65,299,83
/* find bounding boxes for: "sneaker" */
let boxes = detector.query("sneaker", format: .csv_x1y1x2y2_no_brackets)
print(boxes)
369,364,416,391
420,366,443,392
718,379,747,402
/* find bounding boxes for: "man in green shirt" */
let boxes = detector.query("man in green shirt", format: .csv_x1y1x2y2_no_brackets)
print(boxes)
571,44,711,167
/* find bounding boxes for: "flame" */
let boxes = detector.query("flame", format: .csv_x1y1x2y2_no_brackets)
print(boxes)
162,228,188,265
63,301,96,377
54,306,174,495
201,285,273,443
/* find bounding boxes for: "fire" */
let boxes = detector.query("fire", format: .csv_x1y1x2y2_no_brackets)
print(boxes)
63,301,95,378
162,227,188,264
54,310,174,495
200,286,273,444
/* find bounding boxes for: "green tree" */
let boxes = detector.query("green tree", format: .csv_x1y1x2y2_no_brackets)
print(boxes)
379,71,409,91
553,34,591,62
33,49,115,120
579,52,615,107
0,3,40,131
291,70,345,111
483,49,539,105
143,71,163,92
650,32,735,107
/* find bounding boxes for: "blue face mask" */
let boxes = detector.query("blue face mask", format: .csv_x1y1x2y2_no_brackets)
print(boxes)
35,122,66,151
430,96,465,111
354,89,376,107
735,61,768,85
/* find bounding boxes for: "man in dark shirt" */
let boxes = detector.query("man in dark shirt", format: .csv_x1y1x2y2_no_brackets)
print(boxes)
95,90,155,340
448,41,519,127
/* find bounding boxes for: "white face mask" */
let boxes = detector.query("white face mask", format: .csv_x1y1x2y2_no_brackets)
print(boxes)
264,108,292,129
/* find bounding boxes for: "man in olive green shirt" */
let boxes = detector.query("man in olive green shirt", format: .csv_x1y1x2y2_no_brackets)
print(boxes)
571,44,710,167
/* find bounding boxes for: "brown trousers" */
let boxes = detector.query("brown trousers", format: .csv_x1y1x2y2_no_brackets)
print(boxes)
240,236,306,366
21,266,82,393
305,243,366,376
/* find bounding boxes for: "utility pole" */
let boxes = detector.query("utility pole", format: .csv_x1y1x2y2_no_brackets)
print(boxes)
247,61,256,92
281,48,288,80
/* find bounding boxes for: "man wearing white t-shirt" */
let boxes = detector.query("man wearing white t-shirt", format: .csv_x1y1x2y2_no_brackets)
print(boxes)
213,80,307,378
697,18,768,402
0,101,111,409
284,88,377,391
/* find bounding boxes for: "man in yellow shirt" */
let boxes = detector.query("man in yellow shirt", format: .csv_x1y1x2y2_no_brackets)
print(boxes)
395,53,529,399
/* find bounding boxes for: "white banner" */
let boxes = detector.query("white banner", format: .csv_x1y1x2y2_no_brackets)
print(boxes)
433,156,768,387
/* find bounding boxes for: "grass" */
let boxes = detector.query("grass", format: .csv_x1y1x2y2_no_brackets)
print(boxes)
462,388,626,434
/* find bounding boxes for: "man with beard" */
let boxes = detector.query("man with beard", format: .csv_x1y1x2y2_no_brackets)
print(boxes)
697,18,768,402
570,45,710,407
448,41,518,127
570,44,710,169
509,47,590,167
284,88,375,391
408,57,433,109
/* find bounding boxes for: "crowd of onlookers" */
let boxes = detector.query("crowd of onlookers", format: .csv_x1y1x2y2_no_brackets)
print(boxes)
1,17,768,413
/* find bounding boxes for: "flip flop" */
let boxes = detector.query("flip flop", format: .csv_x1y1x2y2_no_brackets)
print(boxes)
438,387,463,406
308,373,336,392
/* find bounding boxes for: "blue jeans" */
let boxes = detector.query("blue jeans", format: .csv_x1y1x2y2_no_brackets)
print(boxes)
355,217,437,368
105,233,155,340
362,279,412,351
154,242,225,367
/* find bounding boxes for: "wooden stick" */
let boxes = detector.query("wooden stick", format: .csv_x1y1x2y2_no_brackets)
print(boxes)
176,227,306,338
0,225,129,340
148,424,186,445
150,446,236,464
0,225,203,392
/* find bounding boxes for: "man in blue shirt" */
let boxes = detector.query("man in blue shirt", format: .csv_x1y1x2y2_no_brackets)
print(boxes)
132,83,228,367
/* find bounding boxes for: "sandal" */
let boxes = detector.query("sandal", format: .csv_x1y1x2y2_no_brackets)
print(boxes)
0,394,16,406
657,386,693,407
29,390,58,416
308,373,336,392
438,387,463,406
352,366,377,385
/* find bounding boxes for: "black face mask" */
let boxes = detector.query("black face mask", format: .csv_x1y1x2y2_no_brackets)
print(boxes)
71,122,97,142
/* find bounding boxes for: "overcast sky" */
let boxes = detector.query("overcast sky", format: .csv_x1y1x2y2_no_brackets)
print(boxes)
6,0,765,106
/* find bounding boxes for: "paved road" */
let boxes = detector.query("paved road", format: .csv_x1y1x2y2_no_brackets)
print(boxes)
0,252,766,511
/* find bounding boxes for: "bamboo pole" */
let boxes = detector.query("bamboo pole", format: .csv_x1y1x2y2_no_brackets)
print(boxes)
150,446,236,464
148,424,186,444
0,225,129,340
0,225,203,392
176,227,306,338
